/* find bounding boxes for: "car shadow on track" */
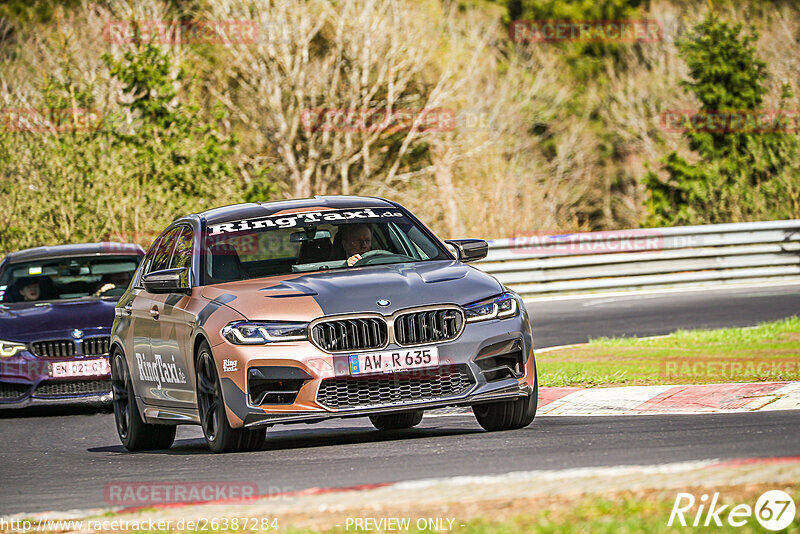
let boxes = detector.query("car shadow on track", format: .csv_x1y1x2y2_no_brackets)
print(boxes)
87,422,483,455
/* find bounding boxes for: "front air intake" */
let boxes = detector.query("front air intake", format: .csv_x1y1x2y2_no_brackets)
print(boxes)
248,366,311,406
316,364,475,409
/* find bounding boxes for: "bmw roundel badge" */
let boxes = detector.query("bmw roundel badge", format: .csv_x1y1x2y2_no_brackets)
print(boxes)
377,299,390,307
71,329,84,339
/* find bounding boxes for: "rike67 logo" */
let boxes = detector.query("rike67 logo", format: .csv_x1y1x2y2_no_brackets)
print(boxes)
669,490,796,530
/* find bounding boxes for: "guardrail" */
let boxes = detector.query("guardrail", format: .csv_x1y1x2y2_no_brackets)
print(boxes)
475,220,800,297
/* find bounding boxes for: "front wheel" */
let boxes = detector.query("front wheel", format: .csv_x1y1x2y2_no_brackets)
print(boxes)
196,342,265,453
473,378,538,432
111,351,176,451
369,410,423,430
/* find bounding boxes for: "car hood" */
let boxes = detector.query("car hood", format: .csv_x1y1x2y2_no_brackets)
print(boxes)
201,260,503,320
0,299,116,342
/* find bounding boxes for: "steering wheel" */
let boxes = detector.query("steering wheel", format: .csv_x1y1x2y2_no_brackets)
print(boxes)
353,249,400,266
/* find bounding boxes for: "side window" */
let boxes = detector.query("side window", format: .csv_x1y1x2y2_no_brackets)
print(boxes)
169,227,193,270
150,227,181,273
405,224,438,260
134,236,163,287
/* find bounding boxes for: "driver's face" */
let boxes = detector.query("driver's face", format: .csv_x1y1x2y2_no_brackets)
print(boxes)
343,225,372,257
20,283,40,301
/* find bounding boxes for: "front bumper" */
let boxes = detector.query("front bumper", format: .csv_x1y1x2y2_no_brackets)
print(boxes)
0,351,112,409
241,381,532,428
0,391,112,409
211,311,536,429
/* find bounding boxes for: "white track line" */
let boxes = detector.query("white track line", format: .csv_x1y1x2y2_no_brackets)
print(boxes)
537,385,676,416
392,459,720,491
523,279,800,303
761,382,800,411
426,381,800,418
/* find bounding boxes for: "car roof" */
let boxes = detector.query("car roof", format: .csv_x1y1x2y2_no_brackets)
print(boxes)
195,195,398,226
2,242,145,264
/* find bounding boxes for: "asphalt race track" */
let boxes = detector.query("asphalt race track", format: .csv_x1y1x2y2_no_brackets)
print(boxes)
2,283,800,515
528,282,800,348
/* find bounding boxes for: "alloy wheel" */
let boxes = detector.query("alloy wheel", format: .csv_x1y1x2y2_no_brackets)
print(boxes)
111,353,130,439
196,351,221,442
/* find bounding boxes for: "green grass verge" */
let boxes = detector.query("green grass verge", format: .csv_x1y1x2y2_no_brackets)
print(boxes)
281,485,800,534
88,484,799,533
537,316,800,387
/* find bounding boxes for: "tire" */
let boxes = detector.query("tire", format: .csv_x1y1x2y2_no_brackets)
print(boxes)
196,342,266,453
111,351,176,451
473,376,538,432
369,410,424,430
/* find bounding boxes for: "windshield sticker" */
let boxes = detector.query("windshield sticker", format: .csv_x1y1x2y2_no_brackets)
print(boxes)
28,266,42,275
208,208,405,236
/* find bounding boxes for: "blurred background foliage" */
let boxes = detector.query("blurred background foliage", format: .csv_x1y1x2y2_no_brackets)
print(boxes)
1,0,799,254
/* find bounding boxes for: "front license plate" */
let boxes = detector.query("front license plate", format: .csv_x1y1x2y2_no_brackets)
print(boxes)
50,358,110,378
349,347,439,376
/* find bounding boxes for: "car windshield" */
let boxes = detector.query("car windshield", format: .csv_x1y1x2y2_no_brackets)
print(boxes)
0,255,141,303
200,207,451,284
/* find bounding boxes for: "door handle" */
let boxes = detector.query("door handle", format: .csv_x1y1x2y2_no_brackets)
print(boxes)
123,303,133,315
150,305,160,320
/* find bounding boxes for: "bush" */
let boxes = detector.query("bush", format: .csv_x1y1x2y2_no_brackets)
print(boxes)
643,14,800,225
0,38,271,253
507,0,646,79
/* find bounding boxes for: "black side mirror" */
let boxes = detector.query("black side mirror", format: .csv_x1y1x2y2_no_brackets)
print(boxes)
142,268,190,294
445,239,488,262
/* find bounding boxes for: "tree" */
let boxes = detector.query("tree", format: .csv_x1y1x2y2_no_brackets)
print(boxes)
205,0,470,201
0,14,267,252
643,14,799,226
507,0,646,79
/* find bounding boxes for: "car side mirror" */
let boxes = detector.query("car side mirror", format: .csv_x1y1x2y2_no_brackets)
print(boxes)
445,239,488,262
142,268,190,294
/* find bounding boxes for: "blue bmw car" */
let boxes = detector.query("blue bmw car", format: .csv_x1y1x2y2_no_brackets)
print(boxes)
0,243,144,408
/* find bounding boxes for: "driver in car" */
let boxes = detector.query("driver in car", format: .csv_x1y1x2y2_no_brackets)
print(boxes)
18,279,41,301
341,224,373,266
94,271,132,296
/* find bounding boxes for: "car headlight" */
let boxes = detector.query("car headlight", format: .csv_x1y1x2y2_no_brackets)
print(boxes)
0,339,27,358
222,321,308,345
463,293,520,322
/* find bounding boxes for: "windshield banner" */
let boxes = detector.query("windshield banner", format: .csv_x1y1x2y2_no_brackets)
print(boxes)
207,208,405,236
